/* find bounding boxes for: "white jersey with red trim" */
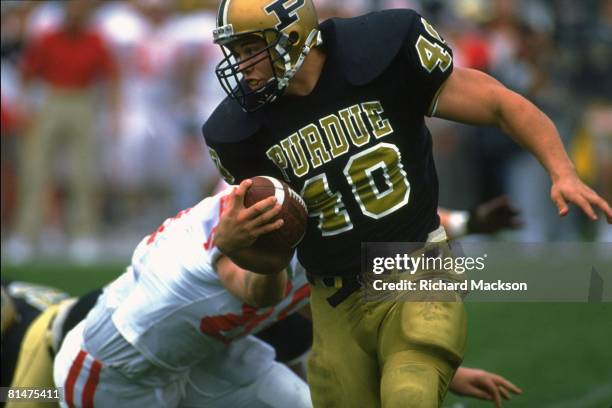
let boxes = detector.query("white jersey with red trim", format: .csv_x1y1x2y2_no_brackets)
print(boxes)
90,188,310,372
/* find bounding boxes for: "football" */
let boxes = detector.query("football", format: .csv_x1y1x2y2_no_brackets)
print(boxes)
244,176,308,251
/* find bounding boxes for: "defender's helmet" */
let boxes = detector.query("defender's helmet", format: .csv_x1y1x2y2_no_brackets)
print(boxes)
213,0,321,112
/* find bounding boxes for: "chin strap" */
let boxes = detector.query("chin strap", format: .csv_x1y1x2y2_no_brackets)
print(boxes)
277,29,322,90
242,29,323,110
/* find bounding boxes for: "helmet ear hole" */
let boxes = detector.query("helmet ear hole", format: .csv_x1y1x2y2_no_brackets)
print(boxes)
288,31,300,45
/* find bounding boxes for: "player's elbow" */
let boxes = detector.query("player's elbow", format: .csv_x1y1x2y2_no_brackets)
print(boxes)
245,270,287,308
247,290,284,308
236,243,294,274
251,249,293,275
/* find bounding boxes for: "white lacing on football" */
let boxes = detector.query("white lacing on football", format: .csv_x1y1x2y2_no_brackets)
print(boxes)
288,187,307,212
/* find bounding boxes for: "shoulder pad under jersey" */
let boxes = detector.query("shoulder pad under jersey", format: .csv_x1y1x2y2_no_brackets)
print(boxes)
202,96,265,144
325,9,418,85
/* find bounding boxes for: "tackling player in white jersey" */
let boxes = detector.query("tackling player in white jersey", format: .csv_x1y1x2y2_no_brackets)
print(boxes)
53,181,312,407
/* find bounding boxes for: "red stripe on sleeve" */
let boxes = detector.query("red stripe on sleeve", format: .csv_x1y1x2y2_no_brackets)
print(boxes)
277,284,311,321
65,350,87,408
82,359,102,408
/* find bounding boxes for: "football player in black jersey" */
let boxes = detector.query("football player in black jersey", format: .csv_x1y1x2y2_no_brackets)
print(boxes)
203,1,612,406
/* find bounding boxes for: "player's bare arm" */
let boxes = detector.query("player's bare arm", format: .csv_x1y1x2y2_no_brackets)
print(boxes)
450,367,522,407
214,179,290,274
435,67,612,223
216,255,287,307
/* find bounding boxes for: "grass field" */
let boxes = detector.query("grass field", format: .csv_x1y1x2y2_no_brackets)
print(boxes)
2,262,611,408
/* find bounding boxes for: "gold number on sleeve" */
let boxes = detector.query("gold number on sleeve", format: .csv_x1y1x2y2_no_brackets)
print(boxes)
415,35,452,73
208,148,236,184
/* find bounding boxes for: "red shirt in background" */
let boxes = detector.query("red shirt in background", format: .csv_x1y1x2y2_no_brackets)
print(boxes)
21,29,117,89
1,97,17,135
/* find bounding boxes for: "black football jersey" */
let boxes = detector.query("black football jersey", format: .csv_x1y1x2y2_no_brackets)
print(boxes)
203,9,453,276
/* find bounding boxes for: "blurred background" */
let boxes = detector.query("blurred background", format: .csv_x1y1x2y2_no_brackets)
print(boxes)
1,0,610,263
1,1,611,406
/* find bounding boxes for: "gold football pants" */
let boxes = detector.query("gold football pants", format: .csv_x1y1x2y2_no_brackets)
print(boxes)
307,282,466,407
7,303,60,408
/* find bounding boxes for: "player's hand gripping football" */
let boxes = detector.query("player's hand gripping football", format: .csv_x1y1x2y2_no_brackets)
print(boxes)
214,179,284,255
550,171,612,223
450,367,522,407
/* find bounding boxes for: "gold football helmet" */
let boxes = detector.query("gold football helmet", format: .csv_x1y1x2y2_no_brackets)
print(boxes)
213,0,321,112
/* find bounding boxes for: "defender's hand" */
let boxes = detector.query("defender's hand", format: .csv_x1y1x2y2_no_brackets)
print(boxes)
214,179,284,254
468,195,522,234
551,173,612,223
450,367,522,407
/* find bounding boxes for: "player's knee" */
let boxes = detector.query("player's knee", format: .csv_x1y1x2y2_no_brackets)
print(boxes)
381,362,439,408
399,301,467,364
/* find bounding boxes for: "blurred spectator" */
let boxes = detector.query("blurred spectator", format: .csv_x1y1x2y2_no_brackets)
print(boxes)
5,0,120,264
94,0,221,218
572,102,612,241
1,94,20,238
314,0,368,19
166,5,226,209
1,2,34,240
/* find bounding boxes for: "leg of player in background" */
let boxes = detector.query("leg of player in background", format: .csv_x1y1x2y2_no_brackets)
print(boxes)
10,98,59,260
65,92,98,262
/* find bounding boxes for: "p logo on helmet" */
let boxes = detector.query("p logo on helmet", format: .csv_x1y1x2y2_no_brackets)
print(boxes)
264,0,306,31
